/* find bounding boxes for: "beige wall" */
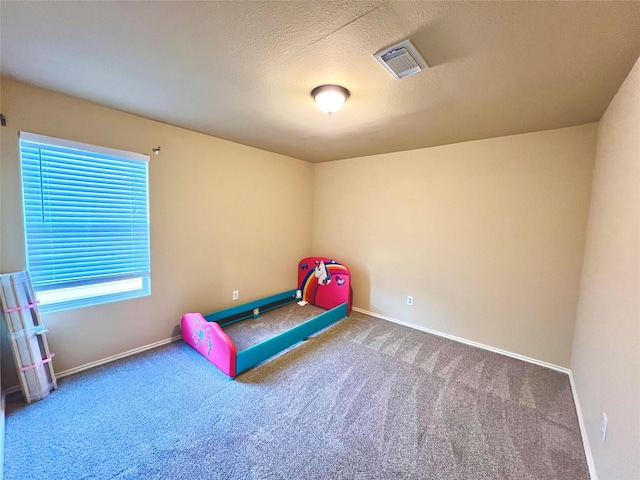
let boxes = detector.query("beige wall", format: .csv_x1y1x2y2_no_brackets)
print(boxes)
0,75,613,392
0,79,313,388
313,125,596,367
571,57,640,479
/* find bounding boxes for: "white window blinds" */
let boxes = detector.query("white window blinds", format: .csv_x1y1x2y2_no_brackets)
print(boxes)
19,132,150,312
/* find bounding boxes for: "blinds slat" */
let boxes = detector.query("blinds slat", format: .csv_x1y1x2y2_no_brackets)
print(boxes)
20,135,151,291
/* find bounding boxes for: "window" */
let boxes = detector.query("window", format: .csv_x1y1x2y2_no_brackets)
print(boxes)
19,132,151,313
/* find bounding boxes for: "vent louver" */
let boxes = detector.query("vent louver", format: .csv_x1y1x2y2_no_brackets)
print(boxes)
374,40,428,79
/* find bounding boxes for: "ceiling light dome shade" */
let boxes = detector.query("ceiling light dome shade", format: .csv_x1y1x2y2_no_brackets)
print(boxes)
311,85,350,115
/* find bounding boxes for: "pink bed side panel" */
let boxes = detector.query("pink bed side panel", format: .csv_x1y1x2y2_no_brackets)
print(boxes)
298,257,352,314
181,313,237,377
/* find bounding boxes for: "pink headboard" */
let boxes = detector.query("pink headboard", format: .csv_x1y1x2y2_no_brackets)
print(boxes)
298,257,351,314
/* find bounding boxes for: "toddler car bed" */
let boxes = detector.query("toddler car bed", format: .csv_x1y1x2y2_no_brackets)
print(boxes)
181,257,351,378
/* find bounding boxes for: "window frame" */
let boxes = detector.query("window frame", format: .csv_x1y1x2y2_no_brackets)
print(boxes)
19,131,151,313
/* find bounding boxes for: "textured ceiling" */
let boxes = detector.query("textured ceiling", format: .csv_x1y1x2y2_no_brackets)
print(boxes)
1,1,639,163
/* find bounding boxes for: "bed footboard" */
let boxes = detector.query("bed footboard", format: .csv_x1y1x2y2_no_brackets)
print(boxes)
181,313,237,377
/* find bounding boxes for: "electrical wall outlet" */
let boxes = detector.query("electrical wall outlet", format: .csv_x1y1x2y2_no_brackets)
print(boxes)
407,295,414,306
232,290,239,301
601,413,608,441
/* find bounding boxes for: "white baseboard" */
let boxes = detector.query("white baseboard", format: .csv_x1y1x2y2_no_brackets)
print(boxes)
3,335,182,395
569,371,598,480
56,335,183,379
352,307,570,373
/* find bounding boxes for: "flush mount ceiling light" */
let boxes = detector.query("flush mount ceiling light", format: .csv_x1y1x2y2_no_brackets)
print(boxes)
311,84,350,115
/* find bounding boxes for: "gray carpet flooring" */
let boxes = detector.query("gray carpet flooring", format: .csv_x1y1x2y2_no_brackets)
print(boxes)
3,310,589,479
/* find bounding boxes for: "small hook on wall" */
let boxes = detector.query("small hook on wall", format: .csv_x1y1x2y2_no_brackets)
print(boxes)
152,147,161,155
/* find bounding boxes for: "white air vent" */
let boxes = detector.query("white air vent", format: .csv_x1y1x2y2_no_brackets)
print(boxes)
374,40,428,79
